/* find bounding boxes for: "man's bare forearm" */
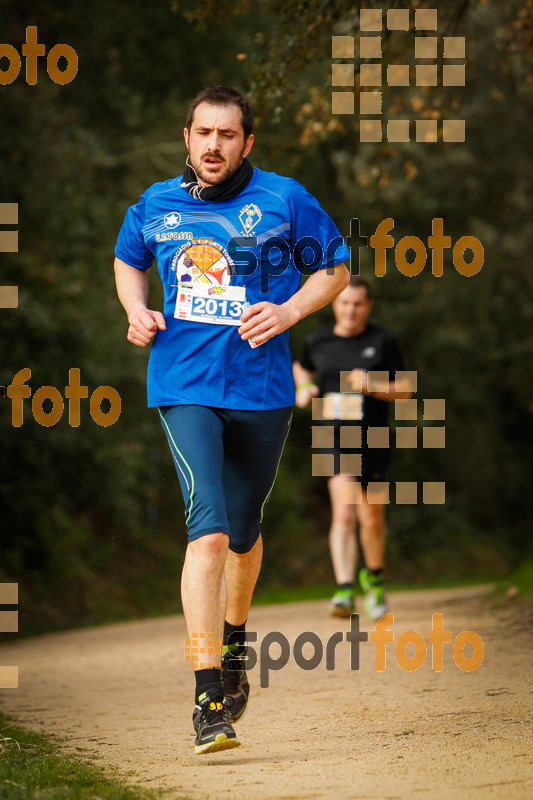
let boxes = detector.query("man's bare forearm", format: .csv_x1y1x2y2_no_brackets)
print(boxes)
114,257,150,320
292,361,316,387
283,263,350,325
370,381,412,402
349,369,413,402
238,262,350,345
114,257,166,347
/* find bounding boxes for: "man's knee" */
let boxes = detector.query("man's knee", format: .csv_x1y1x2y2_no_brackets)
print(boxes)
332,505,357,527
329,476,358,526
188,531,229,559
357,501,385,529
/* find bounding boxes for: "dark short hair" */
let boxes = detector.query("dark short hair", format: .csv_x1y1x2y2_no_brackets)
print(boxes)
348,275,373,299
186,86,254,140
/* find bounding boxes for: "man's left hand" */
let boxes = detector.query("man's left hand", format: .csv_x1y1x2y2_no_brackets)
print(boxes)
347,369,370,394
238,301,296,346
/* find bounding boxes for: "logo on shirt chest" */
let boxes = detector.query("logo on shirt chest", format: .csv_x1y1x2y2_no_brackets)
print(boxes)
171,240,233,287
239,203,262,235
361,346,377,358
164,212,181,228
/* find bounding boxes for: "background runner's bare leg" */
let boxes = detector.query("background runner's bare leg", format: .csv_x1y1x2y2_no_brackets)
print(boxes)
181,532,229,667
224,535,263,626
357,490,387,570
328,475,358,584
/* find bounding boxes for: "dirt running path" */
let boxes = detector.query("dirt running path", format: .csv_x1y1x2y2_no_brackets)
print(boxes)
1,586,532,800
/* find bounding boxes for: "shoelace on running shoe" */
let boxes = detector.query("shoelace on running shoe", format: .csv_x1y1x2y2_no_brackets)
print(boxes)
223,652,246,690
198,697,230,726
223,666,243,694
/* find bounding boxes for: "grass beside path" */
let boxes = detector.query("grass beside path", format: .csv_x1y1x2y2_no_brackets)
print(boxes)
0,713,185,800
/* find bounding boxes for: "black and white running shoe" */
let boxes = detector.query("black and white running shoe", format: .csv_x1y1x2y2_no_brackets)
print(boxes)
221,648,250,723
192,690,241,755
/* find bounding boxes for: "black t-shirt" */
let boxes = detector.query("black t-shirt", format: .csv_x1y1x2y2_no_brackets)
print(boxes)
299,323,405,427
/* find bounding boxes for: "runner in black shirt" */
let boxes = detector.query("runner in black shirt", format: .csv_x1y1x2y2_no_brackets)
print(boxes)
293,276,411,619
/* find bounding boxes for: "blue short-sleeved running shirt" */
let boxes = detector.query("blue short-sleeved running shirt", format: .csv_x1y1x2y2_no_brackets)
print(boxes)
115,167,350,410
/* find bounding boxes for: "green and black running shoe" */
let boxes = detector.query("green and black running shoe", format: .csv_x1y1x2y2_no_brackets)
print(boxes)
221,647,250,723
359,567,388,620
328,587,355,617
192,690,241,755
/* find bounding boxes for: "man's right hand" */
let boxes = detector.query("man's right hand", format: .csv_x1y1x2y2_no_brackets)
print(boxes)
127,308,166,347
295,383,319,408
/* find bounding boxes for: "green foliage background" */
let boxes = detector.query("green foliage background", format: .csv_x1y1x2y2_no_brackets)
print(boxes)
1,0,532,633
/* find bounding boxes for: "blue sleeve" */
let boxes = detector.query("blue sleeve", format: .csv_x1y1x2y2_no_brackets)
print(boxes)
114,193,155,270
287,181,350,273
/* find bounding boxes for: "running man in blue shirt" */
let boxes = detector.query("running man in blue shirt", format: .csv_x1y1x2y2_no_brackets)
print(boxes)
114,86,350,754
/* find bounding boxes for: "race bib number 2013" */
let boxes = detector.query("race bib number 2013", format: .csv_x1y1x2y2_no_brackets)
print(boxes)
174,282,246,326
